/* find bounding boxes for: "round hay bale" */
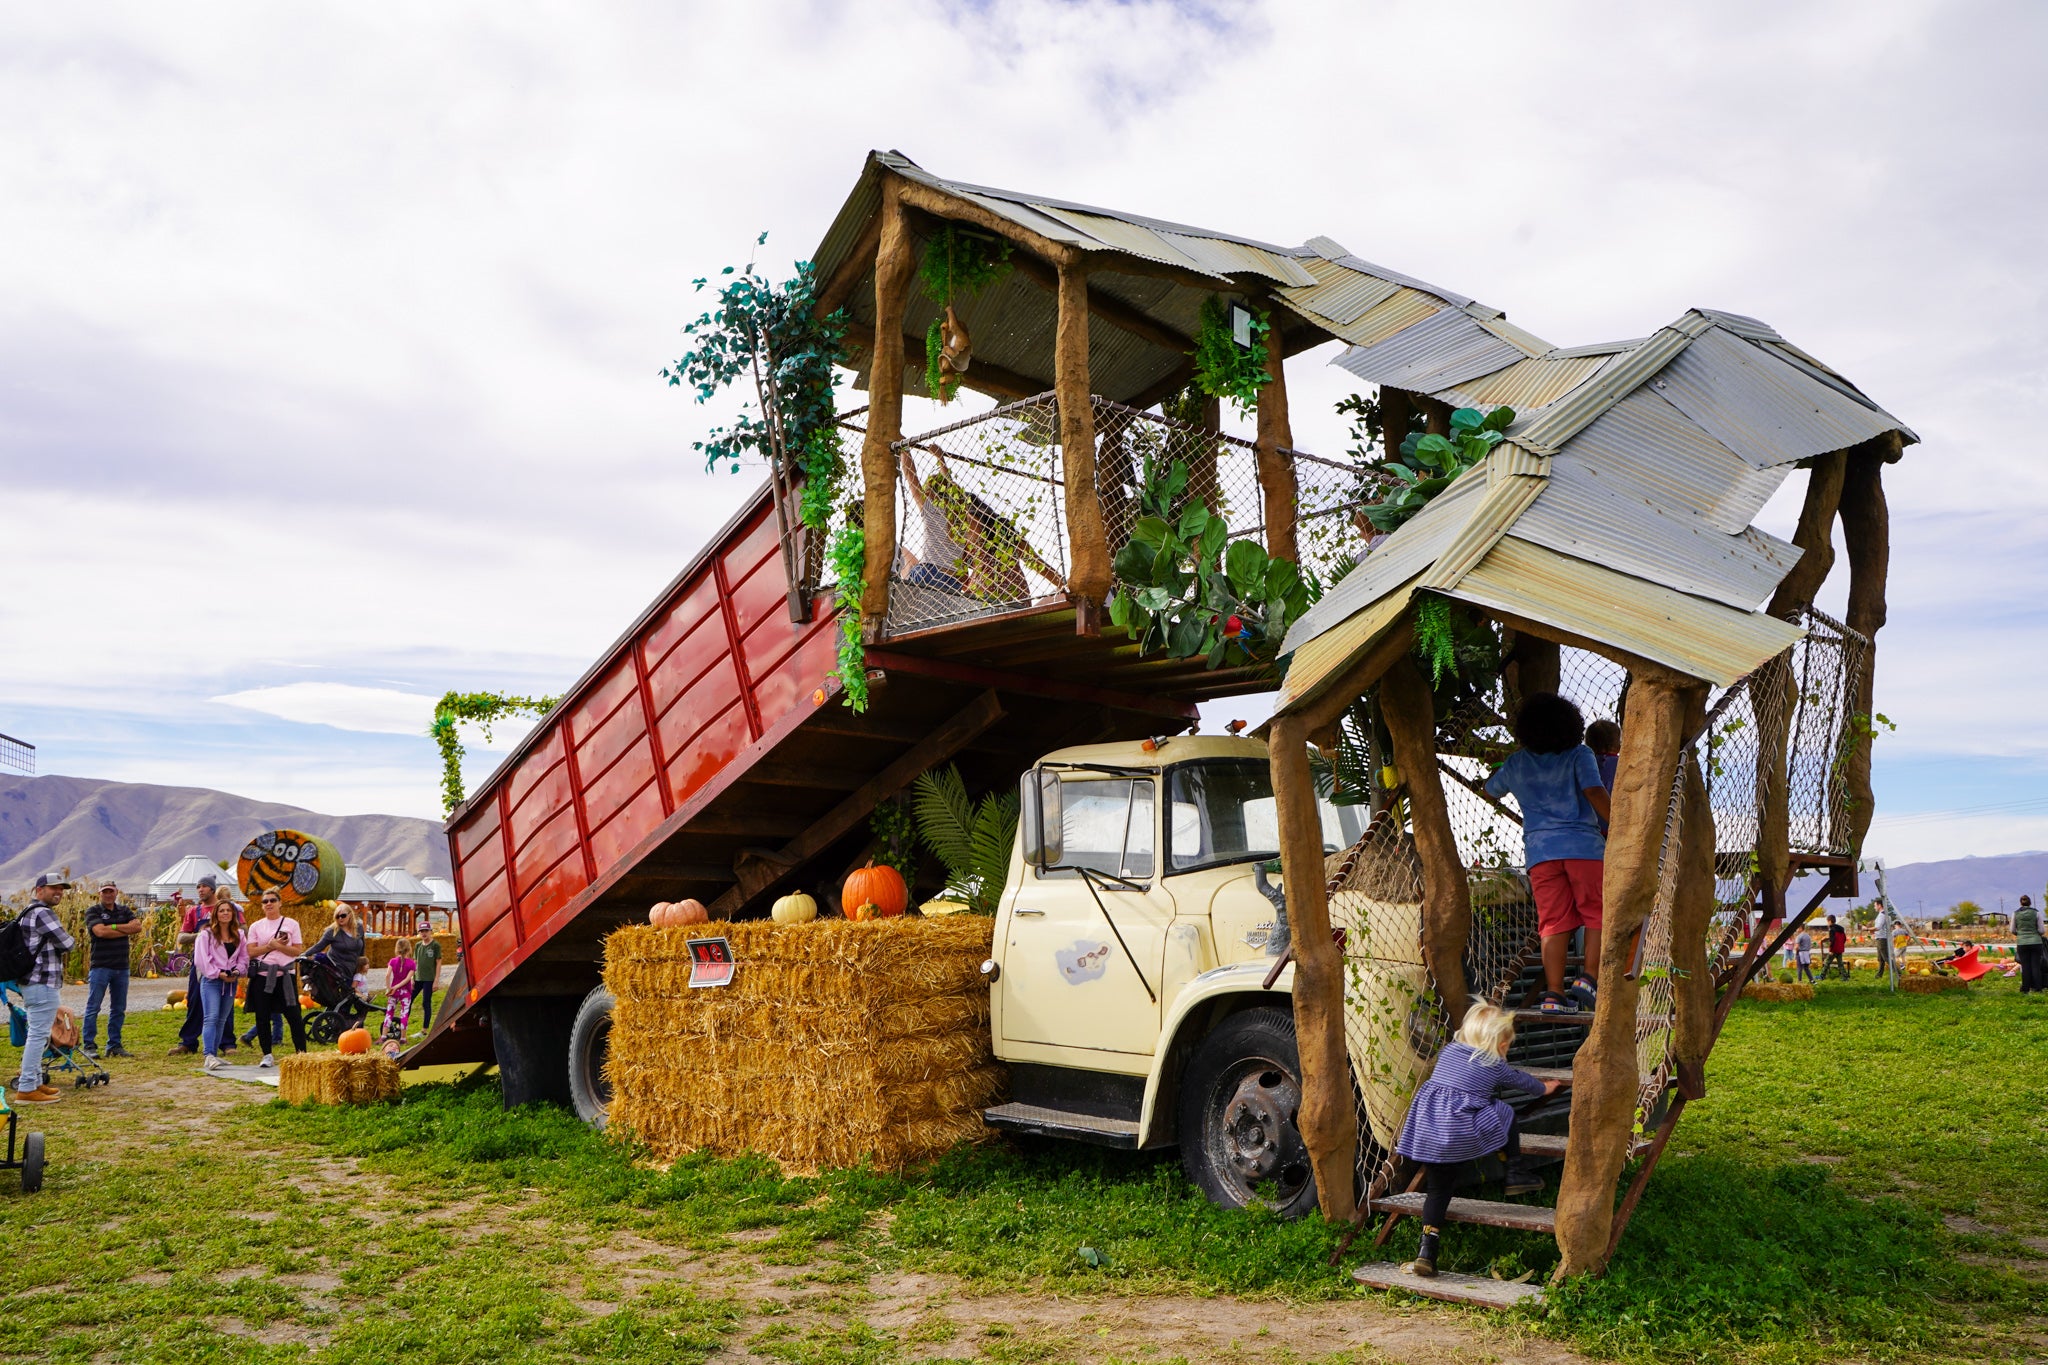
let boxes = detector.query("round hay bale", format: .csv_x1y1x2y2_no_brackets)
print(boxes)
238,829,346,905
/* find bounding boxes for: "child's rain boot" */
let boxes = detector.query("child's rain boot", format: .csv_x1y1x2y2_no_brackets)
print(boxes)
1409,1226,1441,1278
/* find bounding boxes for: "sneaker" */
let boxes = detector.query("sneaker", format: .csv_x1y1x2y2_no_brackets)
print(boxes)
9,1088,57,1105
83,1042,100,1057
257,1055,276,1069
168,1044,197,1056
105,1046,133,1059
203,1055,223,1071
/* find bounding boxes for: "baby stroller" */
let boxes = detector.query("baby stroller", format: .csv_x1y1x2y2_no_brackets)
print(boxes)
3,980,111,1090
295,952,384,1044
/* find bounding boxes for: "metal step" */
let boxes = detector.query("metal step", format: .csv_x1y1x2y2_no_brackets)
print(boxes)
1351,1261,1544,1308
1522,1066,1572,1084
1518,1130,1652,1161
1512,1007,1595,1027
1373,1192,1557,1234
983,1102,1140,1149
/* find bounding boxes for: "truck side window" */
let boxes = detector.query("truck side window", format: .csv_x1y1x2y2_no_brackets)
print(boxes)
1046,777,1155,881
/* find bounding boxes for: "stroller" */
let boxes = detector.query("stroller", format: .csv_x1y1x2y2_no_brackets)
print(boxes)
3,980,111,1090
295,952,385,1045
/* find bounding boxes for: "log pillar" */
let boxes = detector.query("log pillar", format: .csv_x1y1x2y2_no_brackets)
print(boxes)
1505,632,1561,717
1554,674,1694,1279
1668,690,1716,1090
1838,434,1896,854
857,187,916,630
1269,712,1357,1221
1255,333,1298,565
1055,263,1112,622
1380,653,1472,1028
1378,388,1414,463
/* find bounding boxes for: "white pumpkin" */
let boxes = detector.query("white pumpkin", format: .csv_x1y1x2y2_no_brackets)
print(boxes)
771,891,818,925
649,901,673,927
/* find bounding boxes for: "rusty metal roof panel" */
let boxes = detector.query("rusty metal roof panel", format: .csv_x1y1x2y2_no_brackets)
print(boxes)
1331,309,1528,392
1562,390,1790,534
1651,325,1910,468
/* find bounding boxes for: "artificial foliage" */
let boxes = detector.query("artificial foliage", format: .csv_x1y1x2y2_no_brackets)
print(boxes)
1358,405,1517,532
828,517,868,712
868,796,919,883
1106,454,1318,669
1415,595,1459,686
917,226,1011,402
660,233,849,535
909,764,1019,916
431,691,562,814
1190,296,1271,415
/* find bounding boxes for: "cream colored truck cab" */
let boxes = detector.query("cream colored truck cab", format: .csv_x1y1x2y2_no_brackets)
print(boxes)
980,734,1366,1216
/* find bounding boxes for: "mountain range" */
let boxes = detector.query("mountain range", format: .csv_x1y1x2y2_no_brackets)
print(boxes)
1873,850,2048,917
0,773,449,892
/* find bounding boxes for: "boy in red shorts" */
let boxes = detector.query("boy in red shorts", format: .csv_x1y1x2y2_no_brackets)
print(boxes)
1485,693,1612,1013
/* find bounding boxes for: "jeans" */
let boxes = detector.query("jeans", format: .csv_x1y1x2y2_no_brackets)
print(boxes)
906,562,964,593
200,978,239,1057
13,981,60,1094
85,967,130,1049
416,980,435,1031
241,1017,283,1047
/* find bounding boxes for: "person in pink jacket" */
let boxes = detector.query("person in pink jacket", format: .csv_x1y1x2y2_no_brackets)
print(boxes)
193,900,249,1071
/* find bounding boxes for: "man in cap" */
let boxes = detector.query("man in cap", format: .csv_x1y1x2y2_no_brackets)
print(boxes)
171,874,221,1055
84,879,142,1058
10,874,77,1105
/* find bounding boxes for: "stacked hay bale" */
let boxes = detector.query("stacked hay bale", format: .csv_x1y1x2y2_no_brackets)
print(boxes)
1742,979,1815,1002
278,1053,402,1104
1899,974,1969,995
605,917,1004,1171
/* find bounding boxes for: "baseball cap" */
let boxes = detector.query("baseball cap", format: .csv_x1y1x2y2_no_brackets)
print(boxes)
33,872,72,890
99,879,119,891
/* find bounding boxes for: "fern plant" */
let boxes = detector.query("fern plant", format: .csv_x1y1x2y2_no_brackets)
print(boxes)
910,764,1019,916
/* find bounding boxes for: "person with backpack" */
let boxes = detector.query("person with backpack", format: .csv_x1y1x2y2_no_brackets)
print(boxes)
7,873,78,1106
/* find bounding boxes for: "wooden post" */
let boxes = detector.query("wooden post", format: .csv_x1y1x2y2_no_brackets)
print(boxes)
1255,332,1298,566
1378,388,1414,463
1379,653,1472,1028
1268,712,1357,1221
1838,434,1896,854
1056,262,1112,622
857,186,916,629
1667,690,1716,1094
1505,632,1561,717
1553,674,1690,1279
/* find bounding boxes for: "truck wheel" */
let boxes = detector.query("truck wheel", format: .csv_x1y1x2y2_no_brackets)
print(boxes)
1177,1008,1318,1219
567,986,615,1129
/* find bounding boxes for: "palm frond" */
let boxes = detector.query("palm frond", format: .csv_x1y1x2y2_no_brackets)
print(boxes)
913,765,1019,915
966,791,1021,915
911,766,977,874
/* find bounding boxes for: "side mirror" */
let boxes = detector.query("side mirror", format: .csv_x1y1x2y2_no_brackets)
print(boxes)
1020,767,1062,869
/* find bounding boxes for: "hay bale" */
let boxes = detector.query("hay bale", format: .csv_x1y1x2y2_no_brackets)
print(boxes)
278,1052,402,1104
1742,980,1815,1003
1900,974,1969,995
604,917,1005,1171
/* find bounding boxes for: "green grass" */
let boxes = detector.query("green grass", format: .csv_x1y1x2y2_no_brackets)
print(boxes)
4,976,2043,1362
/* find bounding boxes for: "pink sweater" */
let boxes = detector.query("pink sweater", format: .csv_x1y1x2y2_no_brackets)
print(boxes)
195,931,249,981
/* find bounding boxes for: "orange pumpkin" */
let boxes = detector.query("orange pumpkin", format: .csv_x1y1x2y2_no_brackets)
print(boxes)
337,1027,371,1055
671,898,709,926
298,993,318,1010
843,862,908,920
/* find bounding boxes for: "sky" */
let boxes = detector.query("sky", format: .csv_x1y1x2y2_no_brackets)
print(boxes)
2,0,2043,870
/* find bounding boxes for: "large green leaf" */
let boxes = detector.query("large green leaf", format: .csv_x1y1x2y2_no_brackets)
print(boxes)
1412,433,1457,468
1130,515,1171,550
1224,539,1267,596
1449,407,1485,434
1177,502,1211,543
1112,542,1155,583
1481,404,1516,432
1199,515,1228,562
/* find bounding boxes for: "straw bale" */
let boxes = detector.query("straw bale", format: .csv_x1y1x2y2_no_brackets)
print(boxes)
602,917,1004,1170
1741,980,1815,1003
1899,974,1968,995
278,1052,401,1104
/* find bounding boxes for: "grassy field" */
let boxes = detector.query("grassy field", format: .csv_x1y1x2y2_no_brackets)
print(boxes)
0,974,2041,1363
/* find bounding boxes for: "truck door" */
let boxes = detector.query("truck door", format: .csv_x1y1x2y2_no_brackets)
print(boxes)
1000,774,1170,1056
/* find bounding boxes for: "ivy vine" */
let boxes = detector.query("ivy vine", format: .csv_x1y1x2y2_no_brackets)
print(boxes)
1191,296,1271,416
431,692,561,815
828,517,869,712
917,226,1011,403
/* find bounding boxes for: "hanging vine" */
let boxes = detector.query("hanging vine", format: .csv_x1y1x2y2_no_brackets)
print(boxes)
431,692,561,815
917,225,1011,403
828,515,869,712
1190,296,1271,415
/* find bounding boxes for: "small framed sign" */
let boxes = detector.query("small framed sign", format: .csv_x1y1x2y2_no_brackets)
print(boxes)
687,936,736,989
1230,303,1253,349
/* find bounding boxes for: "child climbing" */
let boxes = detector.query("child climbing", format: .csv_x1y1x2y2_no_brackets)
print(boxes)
1485,693,1611,1014
1394,1002,1566,1278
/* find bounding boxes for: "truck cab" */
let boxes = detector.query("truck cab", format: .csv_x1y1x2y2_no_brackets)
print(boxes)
981,734,1365,1217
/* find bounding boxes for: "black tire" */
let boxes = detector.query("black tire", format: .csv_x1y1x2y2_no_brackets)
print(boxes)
1177,1007,1319,1219
567,986,615,1129
306,1012,343,1045
20,1132,44,1193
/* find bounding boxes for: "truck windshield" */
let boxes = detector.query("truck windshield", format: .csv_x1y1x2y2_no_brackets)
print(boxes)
1165,759,1365,875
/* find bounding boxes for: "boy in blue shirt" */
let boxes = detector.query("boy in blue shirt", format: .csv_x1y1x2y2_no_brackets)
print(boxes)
1485,694,1611,1014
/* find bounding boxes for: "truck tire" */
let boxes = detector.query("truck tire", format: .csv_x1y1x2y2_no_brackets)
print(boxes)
567,986,615,1129
1176,1007,1319,1219
489,995,579,1109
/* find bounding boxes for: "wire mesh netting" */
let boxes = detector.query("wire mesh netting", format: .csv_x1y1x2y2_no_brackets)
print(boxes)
0,731,32,776
866,393,1372,636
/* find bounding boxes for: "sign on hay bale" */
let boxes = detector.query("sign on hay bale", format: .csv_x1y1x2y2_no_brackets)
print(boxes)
1743,980,1816,1002
604,917,1005,1171
278,1052,401,1105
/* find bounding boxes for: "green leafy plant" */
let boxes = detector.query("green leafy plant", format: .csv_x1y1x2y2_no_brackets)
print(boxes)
1359,405,1516,532
1106,454,1318,669
827,517,868,712
917,226,1011,403
661,234,848,534
430,691,562,814
868,796,918,883
1415,595,1457,685
909,764,1019,915
1190,296,1271,415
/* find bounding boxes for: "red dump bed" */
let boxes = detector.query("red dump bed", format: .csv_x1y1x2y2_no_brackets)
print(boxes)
445,488,838,1004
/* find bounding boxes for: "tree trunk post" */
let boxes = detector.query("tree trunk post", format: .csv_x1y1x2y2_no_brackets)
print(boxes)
1553,675,1691,1279
1505,632,1561,718
1837,435,1895,854
1268,712,1358,1222
1668,689,1716,1091
1255,332,1298,566
1055,263,1111,619
1379,652,1472,1028
858,186,916,630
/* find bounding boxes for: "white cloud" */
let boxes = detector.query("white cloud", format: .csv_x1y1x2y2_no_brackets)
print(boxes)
213,683,438,735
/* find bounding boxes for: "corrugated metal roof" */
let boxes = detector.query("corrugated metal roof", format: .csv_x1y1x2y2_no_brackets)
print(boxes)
1331,308,1528,392
1278,573,1421,716
1326,253,1475,310
1509,322,1702,455
1036,206,1221,277
1434,353,1612,413
1279,256,1399,325
1313,288,1441,348
1468,309,1554,360
1281,473,1486,652
1650,325,1907,468
1156,230,1319,288
1563,390,1788,534
1692,308,1782,342
1450,537,1804,688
